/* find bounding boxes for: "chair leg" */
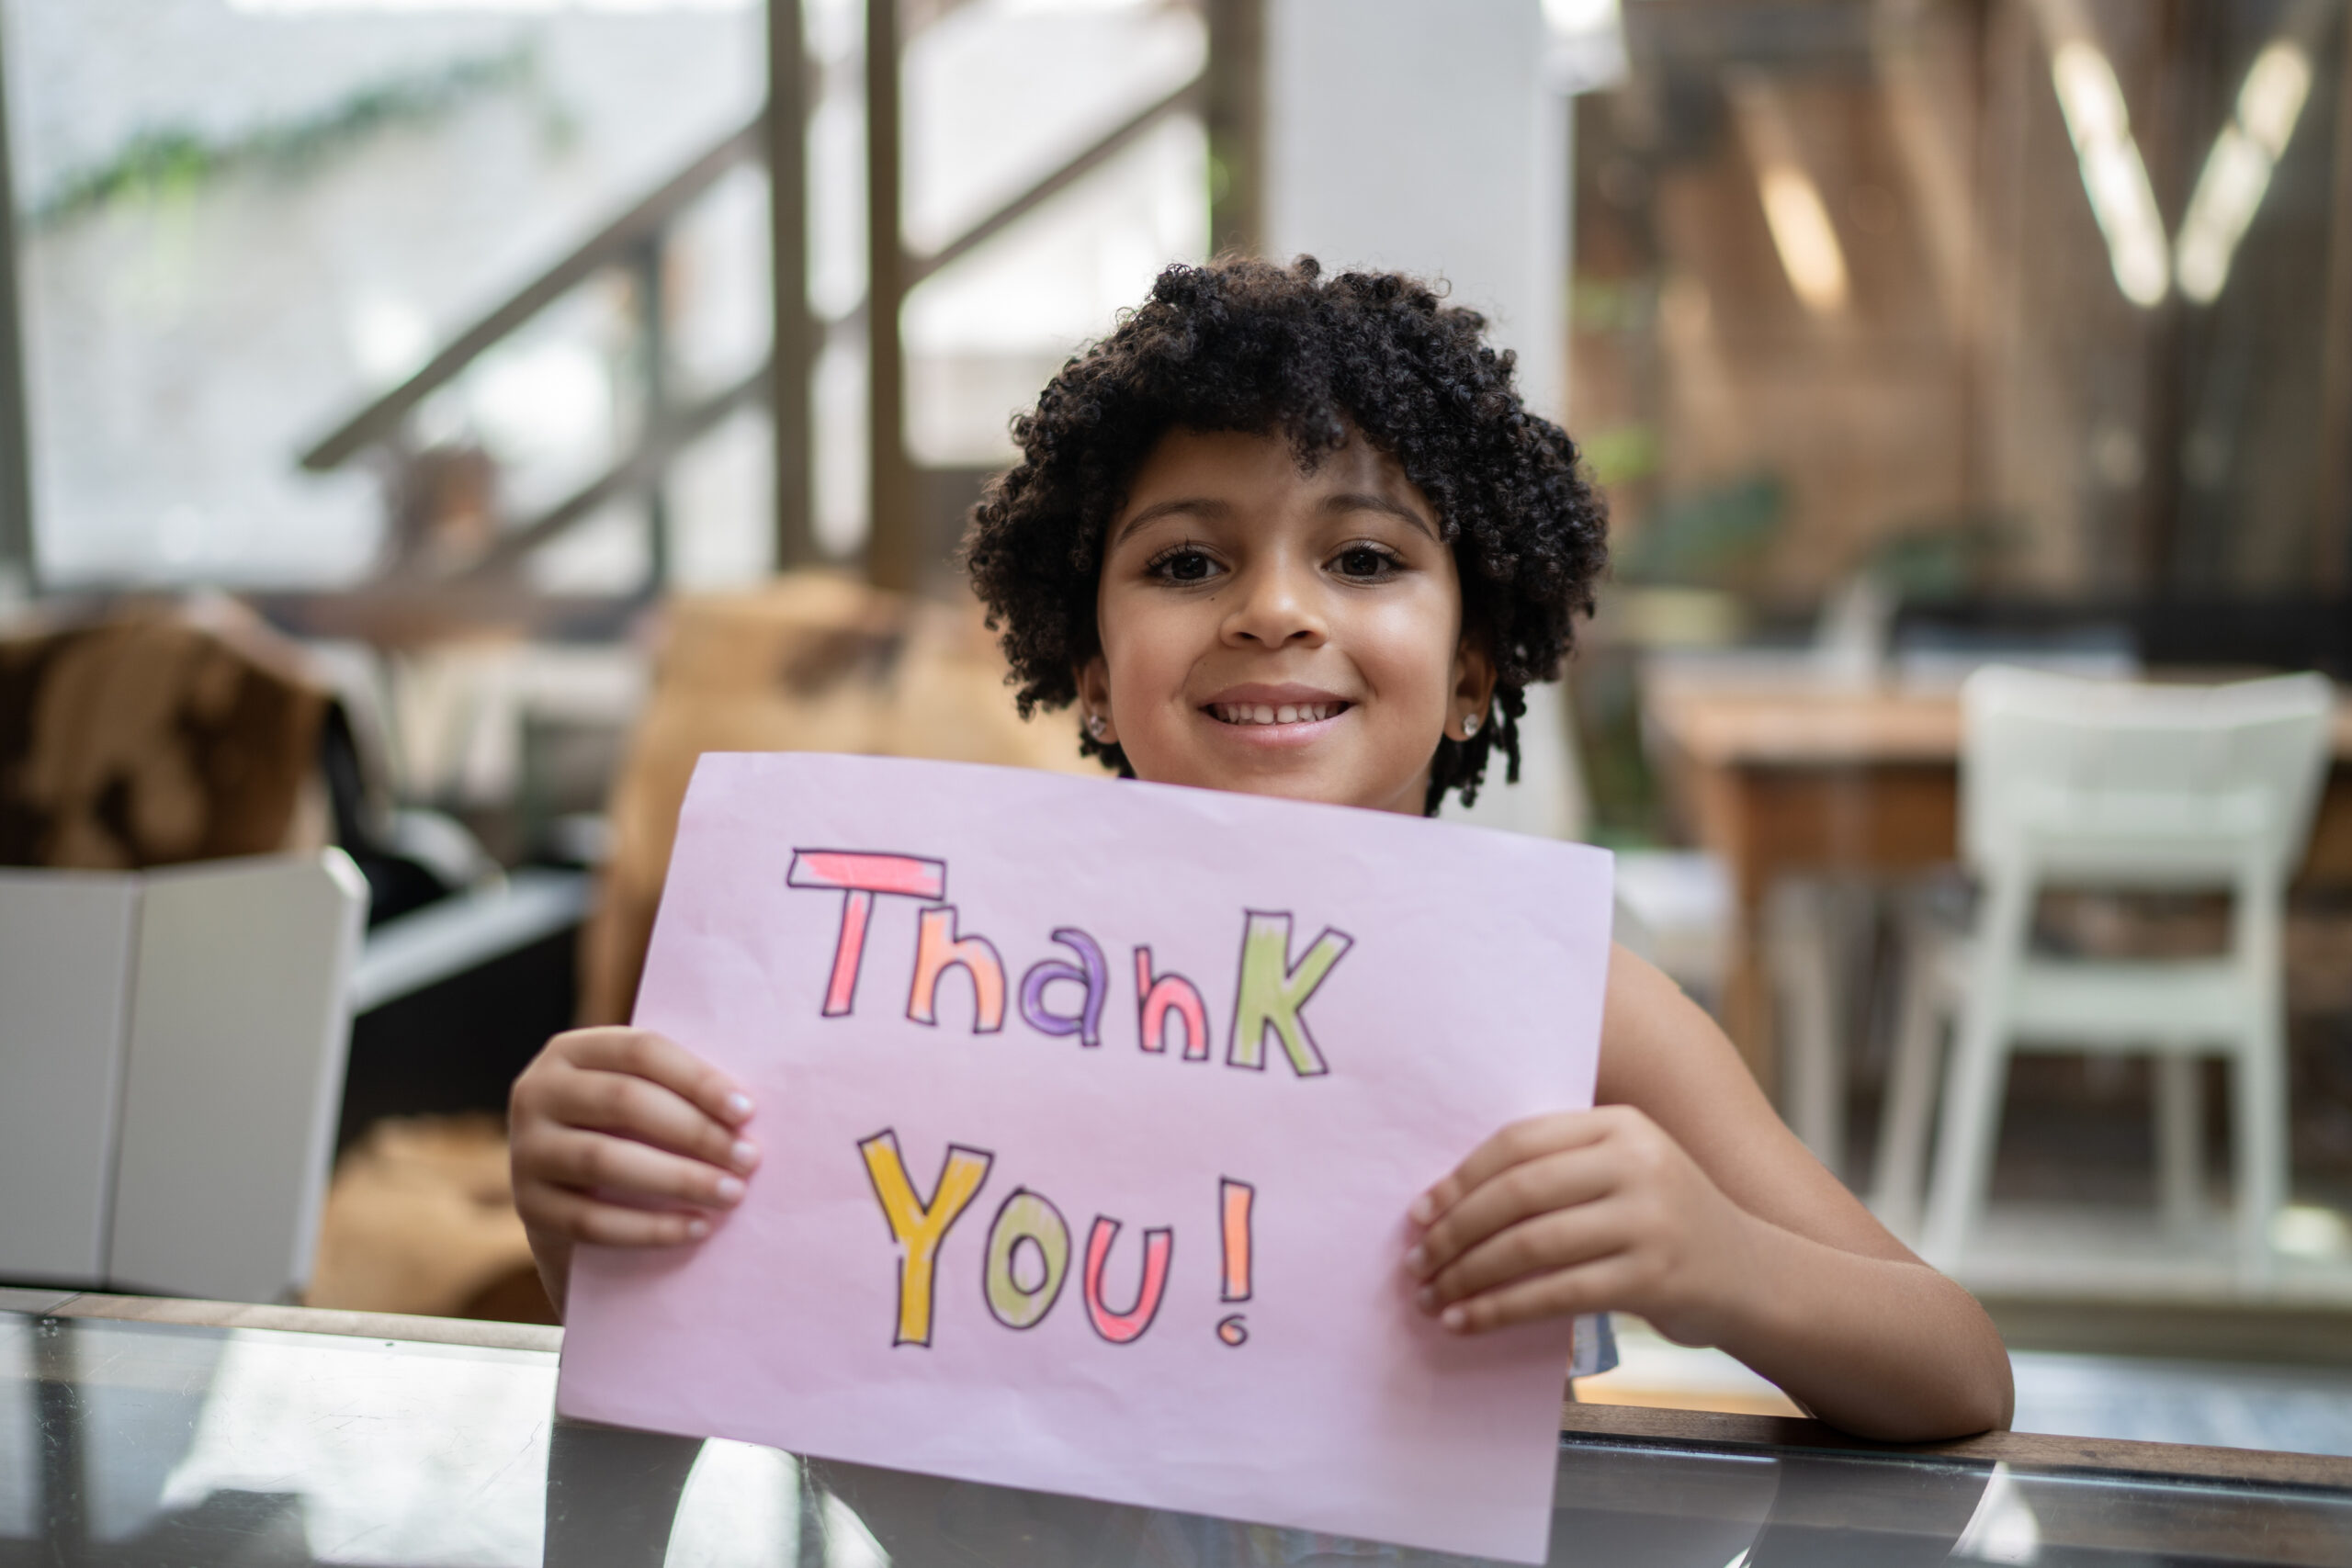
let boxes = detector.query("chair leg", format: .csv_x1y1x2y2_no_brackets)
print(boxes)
1770,880,1844,1177
1871,936,1948,1232
2154,1054,2205,1235
1921,876,2030,1272
1921,1004,2009,1271
2233,1025,2287,1288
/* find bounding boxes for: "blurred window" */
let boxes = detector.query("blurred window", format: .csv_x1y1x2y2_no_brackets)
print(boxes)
2,0,1207,589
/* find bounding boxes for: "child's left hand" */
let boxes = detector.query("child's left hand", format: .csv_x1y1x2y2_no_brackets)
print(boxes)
1404,1104,1760,1348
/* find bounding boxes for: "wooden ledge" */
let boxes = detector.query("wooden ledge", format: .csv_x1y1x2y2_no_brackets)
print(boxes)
1565,1400,2352,1491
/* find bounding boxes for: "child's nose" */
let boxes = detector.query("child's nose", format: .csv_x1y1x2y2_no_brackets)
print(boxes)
1221,560,1329,648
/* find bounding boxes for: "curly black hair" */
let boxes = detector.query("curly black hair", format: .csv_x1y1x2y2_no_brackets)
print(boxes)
962,254,1609,814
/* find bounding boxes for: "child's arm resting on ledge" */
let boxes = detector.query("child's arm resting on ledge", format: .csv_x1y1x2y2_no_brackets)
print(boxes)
1408,945,2014,1442
509,1027,762,1318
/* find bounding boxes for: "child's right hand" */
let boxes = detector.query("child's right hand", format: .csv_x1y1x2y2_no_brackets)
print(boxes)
509,1026,761,1258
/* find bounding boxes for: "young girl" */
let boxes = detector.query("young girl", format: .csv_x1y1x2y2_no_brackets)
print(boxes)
510,256,2013,1442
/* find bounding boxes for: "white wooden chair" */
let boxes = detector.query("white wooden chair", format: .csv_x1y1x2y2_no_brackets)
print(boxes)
0,851,368,1303
1871,668,2333,1284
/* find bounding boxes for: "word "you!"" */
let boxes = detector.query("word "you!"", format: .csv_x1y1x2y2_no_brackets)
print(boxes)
861,1131,1258,1349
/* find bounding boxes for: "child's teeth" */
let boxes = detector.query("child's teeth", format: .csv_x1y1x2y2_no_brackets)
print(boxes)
1214,701,1342,724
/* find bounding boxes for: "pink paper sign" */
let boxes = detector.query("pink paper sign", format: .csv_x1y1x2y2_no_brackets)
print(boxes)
558,752,1614,1562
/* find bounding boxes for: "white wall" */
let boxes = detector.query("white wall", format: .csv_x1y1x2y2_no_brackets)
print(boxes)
1266,0,1581,839
1263,0,1567,419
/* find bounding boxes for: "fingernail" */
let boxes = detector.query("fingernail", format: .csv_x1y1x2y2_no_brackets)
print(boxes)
1415,1286,1436,1313
715,1175,746,1203
730,1140,760,1171
724,1093,754,1122
686,1217,711,1240
1408,1192,1436,1225
1442,1305,1467,1332
1404,1246,1429,1277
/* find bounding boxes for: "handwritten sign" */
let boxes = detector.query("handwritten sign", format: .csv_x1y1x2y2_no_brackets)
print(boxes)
557,752,1613,1562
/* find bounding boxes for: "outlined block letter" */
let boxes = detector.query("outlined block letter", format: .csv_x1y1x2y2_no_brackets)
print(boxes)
908,907,1007,1032
859,1130,992,1347
1219,1178,1255,1303
1018,928,1109,1045
1134,947,1211,1061
982,1188,1072,1331
1227,910,1352,1076
787,851,946,1017
1082,1216,1173,1345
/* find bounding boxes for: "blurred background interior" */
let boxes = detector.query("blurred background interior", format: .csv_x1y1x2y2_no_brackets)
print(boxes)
3,0,2351,1457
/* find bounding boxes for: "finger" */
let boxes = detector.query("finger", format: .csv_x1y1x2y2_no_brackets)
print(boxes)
1411,1109,1619,1226
538,1066,760,1175
1407,1142,1620,1280
1439,1255,1645,1336
526,1128,749,1211
1419,1200,1634,1311
562,1029,757,1129
518,1183,716,1248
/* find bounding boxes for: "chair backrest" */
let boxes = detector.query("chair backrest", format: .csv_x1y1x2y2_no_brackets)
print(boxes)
1960,667,2335,887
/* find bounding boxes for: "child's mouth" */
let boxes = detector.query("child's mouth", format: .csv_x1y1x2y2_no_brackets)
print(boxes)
1207,701,1350,727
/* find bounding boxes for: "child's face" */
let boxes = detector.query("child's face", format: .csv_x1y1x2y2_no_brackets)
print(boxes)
1078,427,1494,817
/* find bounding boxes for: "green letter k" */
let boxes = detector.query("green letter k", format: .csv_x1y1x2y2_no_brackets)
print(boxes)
1227,911,1352,1077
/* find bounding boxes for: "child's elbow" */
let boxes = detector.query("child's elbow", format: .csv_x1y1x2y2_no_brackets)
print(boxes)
1844,1347,2014,1443
1935,1348,2017,1440
1976,1360,2018,1437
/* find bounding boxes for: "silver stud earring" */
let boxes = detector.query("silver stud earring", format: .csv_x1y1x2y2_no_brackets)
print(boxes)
1086,714,1109,741
1461,711,1481,739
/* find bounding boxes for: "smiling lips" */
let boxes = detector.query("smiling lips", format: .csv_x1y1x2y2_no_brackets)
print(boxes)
1210,701,1350,727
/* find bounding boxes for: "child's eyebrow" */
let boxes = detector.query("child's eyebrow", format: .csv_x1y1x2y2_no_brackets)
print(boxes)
1320,491,1438,539
1112,497,1228,546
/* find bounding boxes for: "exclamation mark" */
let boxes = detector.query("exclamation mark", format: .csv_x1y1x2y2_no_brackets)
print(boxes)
1216,1178,1253,1346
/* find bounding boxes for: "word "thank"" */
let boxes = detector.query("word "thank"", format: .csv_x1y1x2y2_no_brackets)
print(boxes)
788,849,1354,1076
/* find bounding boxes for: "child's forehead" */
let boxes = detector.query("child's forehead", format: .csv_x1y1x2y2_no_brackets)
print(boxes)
1123,424,1424,508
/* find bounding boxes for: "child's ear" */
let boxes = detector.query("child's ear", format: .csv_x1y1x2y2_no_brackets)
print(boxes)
1075,656,1118,745
1448,639,1498,742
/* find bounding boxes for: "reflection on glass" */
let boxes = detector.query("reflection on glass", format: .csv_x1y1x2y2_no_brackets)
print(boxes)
0,1316,34,1540
79,1319,225,1544
6,1314,2352,1566
1953,1462,2043,1565
158,1332,551,1563
816,1488,888,1568
664,1439,802,1568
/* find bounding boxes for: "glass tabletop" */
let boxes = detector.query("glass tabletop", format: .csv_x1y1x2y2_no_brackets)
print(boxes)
2,1306,2346,1567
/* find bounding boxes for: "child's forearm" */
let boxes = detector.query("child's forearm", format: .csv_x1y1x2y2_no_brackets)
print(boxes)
1711,1216,2012,1440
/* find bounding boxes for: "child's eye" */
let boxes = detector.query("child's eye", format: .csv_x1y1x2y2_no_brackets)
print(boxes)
1145,545,1222,583
1330,544,1401,581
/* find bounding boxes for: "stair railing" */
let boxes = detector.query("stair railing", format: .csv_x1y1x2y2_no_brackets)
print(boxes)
298,0,1211,603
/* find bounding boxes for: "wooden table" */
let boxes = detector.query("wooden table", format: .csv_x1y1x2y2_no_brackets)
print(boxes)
1642,663,2352,1104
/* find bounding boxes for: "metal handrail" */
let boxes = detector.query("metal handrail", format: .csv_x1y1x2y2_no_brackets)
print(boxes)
300,117,763,473
458,364,768,580
462,71,1200,576
909,73,1202,289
